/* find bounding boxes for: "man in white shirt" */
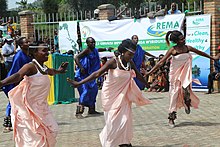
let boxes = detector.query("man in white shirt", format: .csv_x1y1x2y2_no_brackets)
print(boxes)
2,35,15,73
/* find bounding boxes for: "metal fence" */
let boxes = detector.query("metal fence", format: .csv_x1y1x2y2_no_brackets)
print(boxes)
1,1,203,48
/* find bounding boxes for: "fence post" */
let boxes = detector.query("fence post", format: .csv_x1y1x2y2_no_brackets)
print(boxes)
204,0,220,91
98,4,115,20
18,10,34,42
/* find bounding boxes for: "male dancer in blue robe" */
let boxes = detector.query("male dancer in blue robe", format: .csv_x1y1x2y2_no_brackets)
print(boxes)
132,35,156,90
74,37,101,118
2,37,32,132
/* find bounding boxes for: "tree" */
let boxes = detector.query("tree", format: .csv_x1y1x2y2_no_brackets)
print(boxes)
67,0,131,12
0,0,7,17
125,0,144,10
43,0,60,14
16,0,28,10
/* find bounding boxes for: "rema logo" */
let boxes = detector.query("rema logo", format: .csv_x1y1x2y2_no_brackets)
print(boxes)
147,21,179,37
147,26,166,37
81,26,91,39
192,18,204,25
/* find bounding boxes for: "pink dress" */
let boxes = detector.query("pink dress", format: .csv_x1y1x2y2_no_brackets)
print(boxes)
8,69,58,147
169,53,200,113
99,64,152,147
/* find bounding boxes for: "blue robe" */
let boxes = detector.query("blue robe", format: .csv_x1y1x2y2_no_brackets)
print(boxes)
75,48,100,106
132,44,145,90
3,50,32,117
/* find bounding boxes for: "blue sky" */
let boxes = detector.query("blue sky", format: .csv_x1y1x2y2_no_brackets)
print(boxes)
8,0,36,9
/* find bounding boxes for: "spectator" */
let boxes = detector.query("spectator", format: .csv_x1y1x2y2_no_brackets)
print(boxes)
148,54,169,92
67,50,74,55
93,9,100,20
156,4,161,12
2,35,15,73
146,58,156,90
148,5,167,18
1,17,15,38
97,57,108,90
74,37,101,118
54,29,59,52
2,37,32,133
132,35,156,90
0,30,4,47
207,46,220,94
14,30,22,52
167,3,181,14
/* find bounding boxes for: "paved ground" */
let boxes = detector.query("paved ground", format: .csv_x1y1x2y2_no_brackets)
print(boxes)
1,90,220,147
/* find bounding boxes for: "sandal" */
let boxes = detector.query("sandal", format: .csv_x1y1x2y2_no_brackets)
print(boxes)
168,112,177,128
3,116,13,133
75,105,84,119
3,127,13,133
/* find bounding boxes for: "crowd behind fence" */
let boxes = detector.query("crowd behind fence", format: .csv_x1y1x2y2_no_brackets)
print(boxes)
0,1,203,50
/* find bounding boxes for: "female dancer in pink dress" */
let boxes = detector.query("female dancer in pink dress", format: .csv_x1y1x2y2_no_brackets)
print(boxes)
67,39,151,147
145,30,214,128
0,43,68,147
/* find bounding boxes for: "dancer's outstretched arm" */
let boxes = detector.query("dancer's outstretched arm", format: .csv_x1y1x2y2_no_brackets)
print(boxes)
145,48,173,77
67,58,116,88
188,45,215,60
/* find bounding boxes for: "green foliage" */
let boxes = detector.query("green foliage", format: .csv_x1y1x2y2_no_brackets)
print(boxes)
43,0,59,14
67,0,125,12
16,0,28,10
0,0,7,16
127,0,144,9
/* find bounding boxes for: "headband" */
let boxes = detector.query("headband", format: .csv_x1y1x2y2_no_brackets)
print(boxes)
29,46,49,49
124,47,135,54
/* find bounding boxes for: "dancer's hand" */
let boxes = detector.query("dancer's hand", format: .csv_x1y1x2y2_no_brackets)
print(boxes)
215,73,220,79
213,54,220,60
141,68,148,76
67,78,79,88
58,62,69,73
144,71,150,77
140,68,146,75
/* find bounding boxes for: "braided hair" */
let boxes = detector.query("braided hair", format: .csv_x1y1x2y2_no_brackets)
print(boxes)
165,30,183,46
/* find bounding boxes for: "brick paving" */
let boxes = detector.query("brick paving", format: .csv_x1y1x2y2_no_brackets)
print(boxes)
1,90,220,147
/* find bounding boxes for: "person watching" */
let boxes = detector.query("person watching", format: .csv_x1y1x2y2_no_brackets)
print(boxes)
167,3,181,14
207,46,220,94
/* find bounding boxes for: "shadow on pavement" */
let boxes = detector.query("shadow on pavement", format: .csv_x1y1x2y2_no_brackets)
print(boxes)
175,121,220,127
148,97,165,100
57,122,72,125
84,112,104,118
133,143,183,147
